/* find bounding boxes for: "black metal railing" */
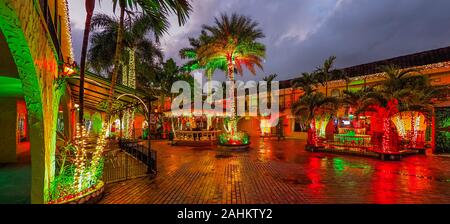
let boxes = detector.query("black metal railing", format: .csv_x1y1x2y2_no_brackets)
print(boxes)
102,151,148,184
118,139,157,174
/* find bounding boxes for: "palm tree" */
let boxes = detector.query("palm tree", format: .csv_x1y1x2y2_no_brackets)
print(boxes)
315,56,342,96
261,74,278,107
147,59,197,132
342,86,376,116
291,92,339,146
179,31,224,78
196,13,266,134
356,65,440,151
88,13,163,82
378,65,423,103
106,0,192,122
263,73,277,82
291,72,318,95
79,0,96,124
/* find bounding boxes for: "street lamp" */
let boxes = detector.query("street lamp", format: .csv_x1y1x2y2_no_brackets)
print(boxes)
62,62,78,76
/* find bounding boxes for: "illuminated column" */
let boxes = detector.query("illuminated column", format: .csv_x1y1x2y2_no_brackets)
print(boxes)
121,61,128,87
128,47,136,89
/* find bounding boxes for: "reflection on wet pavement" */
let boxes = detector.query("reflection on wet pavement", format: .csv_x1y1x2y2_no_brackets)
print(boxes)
101,139,450,204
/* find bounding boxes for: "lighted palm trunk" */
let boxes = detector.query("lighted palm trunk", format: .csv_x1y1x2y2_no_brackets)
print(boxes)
227,56,237,134
79,0,95,124
107,6,125,121
377,100,398,152
197,14,265,147
308,119,318,146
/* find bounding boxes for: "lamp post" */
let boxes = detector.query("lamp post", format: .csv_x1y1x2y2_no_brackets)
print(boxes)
147,97,152,174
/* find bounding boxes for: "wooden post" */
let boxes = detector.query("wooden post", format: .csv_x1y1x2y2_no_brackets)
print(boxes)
119,111,123,139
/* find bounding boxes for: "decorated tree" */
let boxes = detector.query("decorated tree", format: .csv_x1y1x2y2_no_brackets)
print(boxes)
89,12,164,138
355,65,444,151
196,14,266,142
314,56,343,97
291,91,339,147
105,0,191,124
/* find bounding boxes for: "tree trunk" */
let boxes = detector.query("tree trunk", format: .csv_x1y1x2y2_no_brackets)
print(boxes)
106,6,125,122
128,47,136,89
79,0,95,124
227,55,237,134
382,116,391,151
308,119,317,146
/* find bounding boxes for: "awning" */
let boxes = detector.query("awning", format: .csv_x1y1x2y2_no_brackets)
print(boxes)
67,71,157,113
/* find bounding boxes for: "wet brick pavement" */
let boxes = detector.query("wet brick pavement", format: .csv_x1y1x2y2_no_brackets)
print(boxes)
100,139,450,204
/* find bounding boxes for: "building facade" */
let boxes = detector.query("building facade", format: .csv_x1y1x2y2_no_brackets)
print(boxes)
240,47,450,152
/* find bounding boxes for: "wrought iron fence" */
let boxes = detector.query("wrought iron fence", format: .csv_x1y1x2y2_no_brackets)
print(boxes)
102,150,148,184
118,139,157,173
102,140,157,184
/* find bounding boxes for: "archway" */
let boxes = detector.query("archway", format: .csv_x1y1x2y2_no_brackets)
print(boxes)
0,2,48,203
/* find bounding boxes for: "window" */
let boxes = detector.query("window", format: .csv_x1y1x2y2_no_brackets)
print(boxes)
331,89,340,97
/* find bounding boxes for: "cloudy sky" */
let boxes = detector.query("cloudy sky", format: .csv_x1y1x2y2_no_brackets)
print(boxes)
68,0,450,81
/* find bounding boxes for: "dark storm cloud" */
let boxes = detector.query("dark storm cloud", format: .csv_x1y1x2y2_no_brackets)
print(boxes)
68,0,450,81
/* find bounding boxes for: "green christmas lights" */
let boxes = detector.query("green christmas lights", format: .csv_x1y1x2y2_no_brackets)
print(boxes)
219,132,250,145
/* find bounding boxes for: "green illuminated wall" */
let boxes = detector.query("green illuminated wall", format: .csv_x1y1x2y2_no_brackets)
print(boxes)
0,0,63,203
0,76,23,97
436,107,450,153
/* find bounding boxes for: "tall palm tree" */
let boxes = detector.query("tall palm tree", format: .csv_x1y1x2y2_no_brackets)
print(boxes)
291,72,318,95
88,13,163,82
315,56,342,97
263,73,278,85
196,13,266,134
262,73,277,81
79,0,96,124
261,74,278,106
291,92,339,146
106,0,192,121
156,59,180,108
89,12,166,140
179,31,224,78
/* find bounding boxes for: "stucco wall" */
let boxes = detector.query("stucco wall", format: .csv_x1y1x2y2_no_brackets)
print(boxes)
1,0,62,203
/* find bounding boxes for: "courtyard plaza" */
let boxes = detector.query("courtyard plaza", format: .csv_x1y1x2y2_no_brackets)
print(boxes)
100,138,450,204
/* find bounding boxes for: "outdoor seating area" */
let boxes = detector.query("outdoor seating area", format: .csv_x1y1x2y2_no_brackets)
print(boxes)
306,110,434,160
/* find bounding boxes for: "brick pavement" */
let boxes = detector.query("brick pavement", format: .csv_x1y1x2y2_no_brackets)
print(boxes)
99,139,450,204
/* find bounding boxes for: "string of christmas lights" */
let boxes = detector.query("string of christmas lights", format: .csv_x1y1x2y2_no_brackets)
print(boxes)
73,123,87,191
